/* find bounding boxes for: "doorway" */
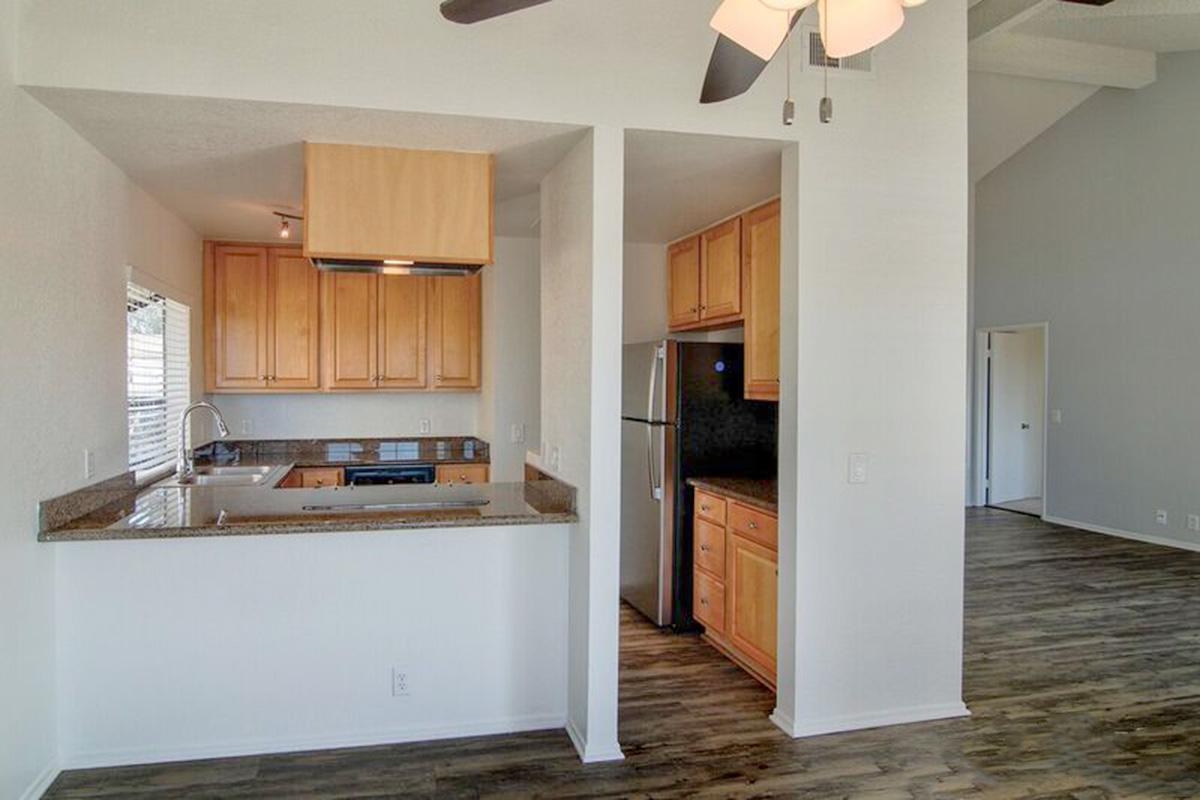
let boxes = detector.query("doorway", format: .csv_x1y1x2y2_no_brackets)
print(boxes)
976,324,1047,517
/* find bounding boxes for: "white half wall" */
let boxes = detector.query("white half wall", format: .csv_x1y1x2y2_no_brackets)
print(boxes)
54,525,570,768
0,2,201,795
975,51,1200,548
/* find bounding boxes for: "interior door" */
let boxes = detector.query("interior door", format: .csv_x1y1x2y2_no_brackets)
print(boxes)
377,274,427,389
429,274,481,390
211,245,269,390
988,329,1045,505
266,249,320,390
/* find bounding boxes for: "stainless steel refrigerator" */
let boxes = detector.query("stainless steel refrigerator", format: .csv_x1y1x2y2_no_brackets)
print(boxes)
620,340,777,630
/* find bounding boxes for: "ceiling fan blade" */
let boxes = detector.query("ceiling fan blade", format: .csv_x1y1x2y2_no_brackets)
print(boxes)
700,35,770,104
439,0,554,24
1059,0,1117,5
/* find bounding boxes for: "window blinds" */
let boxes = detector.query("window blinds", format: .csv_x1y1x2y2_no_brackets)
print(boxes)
127,283,190,478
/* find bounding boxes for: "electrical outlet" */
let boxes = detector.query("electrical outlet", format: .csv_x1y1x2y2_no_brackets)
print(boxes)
549,446,561,470
847,453,869,484
241,419,254,435
82,449,95,480
510,423,525,444
391,667,410,697
1155,509,1169,526
1187,514,1200,533
419,419,432,435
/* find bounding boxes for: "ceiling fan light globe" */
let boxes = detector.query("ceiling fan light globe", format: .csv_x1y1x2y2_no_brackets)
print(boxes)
759,0,817,11
900,0,927,7
818,0,905,59
711,0,797,60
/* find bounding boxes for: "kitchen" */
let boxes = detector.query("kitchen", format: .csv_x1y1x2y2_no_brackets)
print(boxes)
30,98,612,766
621,130,784,693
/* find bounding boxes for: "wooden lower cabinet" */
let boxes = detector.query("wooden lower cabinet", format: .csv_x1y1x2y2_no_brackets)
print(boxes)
692,486,778,690
279,467,344,488
435,464,489,485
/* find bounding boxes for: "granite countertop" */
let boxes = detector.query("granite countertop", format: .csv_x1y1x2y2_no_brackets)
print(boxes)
40,479,577,542
686,477,777,513
193,437,491,469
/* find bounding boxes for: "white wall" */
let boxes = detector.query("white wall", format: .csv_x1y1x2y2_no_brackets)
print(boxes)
55,525,569,767
0,2,201,795
537,130,624,761
16,0,969,760
480,236,541,482
976,51,1200,548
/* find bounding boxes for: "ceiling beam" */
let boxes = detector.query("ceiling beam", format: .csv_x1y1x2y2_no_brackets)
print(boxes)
970,31,1157,89
969,0,1057,42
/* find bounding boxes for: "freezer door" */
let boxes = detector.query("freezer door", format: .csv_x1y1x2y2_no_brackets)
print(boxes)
622,340,669,423
620,418,672,626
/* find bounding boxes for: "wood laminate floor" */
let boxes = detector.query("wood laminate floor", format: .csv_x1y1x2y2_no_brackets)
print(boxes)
47,509,1200,799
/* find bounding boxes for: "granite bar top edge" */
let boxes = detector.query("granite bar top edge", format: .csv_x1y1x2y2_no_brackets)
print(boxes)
686,477,778,513
40,509,579,542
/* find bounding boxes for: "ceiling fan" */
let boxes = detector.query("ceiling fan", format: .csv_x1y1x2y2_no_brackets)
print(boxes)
440,0,1117,105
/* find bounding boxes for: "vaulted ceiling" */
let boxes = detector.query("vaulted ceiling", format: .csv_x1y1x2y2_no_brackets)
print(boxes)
969,0,1200,180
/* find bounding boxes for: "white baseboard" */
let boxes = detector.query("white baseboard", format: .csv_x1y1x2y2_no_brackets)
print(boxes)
1043,515,1200,554
772,701,969,739
62,714,565,771
565,717,625,764
19,760,60,800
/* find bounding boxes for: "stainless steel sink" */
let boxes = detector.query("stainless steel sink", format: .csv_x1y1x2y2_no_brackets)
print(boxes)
155,464,292,489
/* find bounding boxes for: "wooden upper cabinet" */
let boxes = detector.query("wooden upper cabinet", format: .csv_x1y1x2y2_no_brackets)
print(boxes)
429,274,481,390
267,249,321,390
667,236,701,329
303,143,494,265
743,200,780,402
378,275,428,389
208,245,269,391
322,272,378,390
700,216,742,321
727,532,778,682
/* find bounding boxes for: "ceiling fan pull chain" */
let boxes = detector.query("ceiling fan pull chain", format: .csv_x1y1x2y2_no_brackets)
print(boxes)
820,0,833,124
783,19,795,126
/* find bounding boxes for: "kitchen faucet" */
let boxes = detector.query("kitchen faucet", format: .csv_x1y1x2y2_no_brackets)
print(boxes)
176,401,231,480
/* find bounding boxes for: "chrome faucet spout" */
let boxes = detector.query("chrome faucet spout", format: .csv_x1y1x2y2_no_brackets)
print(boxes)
176,401,231,479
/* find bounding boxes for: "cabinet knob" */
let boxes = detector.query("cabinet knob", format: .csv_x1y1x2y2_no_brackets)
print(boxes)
748,521,758,530
700,598,709,607
700,544,710,552
700,504,710,512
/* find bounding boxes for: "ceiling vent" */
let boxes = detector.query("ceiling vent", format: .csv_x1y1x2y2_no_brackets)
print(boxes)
801,27,875,76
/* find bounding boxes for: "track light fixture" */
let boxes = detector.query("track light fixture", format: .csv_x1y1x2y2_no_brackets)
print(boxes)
273,211,303,239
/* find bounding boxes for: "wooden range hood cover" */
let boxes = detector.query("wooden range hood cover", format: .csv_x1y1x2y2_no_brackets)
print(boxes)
303,143,495,268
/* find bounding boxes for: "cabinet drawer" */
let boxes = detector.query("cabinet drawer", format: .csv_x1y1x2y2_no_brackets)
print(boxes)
693,569,726,635
728,502,777,550
694,517,726,579
298,467,344,488
436,464,489,485
695,490,727,525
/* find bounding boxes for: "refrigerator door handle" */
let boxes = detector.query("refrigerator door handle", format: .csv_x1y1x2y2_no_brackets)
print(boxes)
646,346,664,501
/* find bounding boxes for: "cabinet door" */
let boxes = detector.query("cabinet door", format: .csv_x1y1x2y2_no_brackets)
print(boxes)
428,275,481,390
700,217,742,321
727,532,777,681
209,245,269,390
266,249,320,390
743,201,780,401
322,272,378,390
378,275,428,389
667,236,701,329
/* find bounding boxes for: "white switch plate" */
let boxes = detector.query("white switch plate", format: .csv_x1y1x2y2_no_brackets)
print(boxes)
1155,509,1169,526
510,423,525,444
83,449,95,480
1188,514,1200,533
419,419,432,434
1049,409,1063,424
241,419,253,435
848,453,869,484
549,446,561,469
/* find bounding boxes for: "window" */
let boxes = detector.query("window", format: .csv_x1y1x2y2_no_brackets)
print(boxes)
127,282,190,480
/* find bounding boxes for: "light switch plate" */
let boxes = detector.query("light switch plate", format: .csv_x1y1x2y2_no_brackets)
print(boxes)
419,419,432,434
510,423,525,444
241,419,253,435
1155,509,1169,526
83,449,95,480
